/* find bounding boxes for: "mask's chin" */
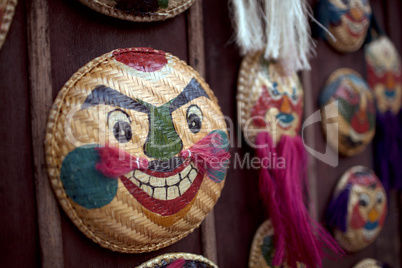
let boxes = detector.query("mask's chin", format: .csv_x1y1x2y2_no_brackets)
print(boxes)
119,158,204,217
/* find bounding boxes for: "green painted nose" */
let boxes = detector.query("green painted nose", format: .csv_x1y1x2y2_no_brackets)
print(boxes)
140,100,183,160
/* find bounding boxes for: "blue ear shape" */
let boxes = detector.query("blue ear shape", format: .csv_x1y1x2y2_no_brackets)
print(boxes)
325,184,351,232
60,145,118,209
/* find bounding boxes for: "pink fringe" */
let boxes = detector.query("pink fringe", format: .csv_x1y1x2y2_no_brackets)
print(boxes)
96,131,230,181
95,145,149,178
167,259,185,268
256,132,343,268
180,131,231,182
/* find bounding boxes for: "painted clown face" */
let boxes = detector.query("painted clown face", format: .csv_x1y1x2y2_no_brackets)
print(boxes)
45,48,228,252
365,36,402,114
238,53,303,145
320,69,375,156
321,0,371,52
249,220,305,268
81,0,194,22
333,166,387,252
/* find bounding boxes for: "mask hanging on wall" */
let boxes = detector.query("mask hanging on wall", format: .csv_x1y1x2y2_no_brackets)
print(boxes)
353,258,390,268
0,0,17,51
326,166,387,252
237,52,342,268
319,68,376,156
249,220,305,268
77,0,195,22
316,0,372,53
45,47,230,253
136,253,218,268
365,35,402,190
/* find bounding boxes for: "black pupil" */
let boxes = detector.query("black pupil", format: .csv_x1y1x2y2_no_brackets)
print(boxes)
377,197,383,203
359,199,368,207
187,114,201,134
113,121,132,143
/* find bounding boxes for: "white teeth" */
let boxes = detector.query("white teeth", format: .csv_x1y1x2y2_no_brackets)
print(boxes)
167,186,180,200
179,179,191,194
188,170,197,183
135,170,150,184
167,174,180,186
153,187,166,200
363,228,378,241
128,163,200,201
150,177,166,187
141,185,153,196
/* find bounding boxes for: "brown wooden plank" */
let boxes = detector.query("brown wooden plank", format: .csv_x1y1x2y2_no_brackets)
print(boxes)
187,0,218,263
26,0,64,267
0,1,40,267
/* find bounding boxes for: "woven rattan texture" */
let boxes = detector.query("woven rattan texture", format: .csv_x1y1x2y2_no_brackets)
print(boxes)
248,220,274,268
78,0,195,22
237,52,303,144
45,48,227,253
320,68,375,157
136,252,218,268
0,0,17,50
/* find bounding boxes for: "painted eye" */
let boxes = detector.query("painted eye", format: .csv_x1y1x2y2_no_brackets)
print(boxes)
186,105,203,134
108,109,132,143
290,87,300,104
269,82,281,100
376,191,385,204
358,193,370,207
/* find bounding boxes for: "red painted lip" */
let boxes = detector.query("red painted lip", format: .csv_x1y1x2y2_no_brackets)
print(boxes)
120,159,204,216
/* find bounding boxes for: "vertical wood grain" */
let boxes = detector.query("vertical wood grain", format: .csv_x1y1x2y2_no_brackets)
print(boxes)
301,70,319,220
187,0,218,263
26,0,64,267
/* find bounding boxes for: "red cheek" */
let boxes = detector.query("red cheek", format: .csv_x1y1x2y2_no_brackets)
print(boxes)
250,86,281,127
350,203,366,229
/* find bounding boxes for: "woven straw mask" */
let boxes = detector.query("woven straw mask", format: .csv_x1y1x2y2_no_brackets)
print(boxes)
318,0,371,52
248,220,305,268
319,68,375,156
237,52,304,145
78,0,195,22
365,36,402,114
136,253,218,268
0,0,17,50
329,166,387,252
45,47,228,253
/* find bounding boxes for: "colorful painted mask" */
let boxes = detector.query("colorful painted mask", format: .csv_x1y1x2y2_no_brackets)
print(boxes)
78,0,195,22
249,220,305,268
317,0,371,52
365,36,402,114
237,52,303,145
0,0,17,50
326,166,387,252
320,68,376,156
353,258,386,268
45,48,229,252
137,253,218,268
238,52,341,268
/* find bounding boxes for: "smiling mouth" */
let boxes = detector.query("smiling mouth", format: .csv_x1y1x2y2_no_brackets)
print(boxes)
120,158,204,216
343,14,368,37
363,228,378,241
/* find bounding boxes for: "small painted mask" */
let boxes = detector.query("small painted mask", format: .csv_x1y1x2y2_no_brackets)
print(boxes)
320,68,375,156
238,52,304,144
318,0,371,52
137,253,218,268
249,220,305,268
365,36,402,114
45,48,229,252
327,166,387,252
79,0,194,22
